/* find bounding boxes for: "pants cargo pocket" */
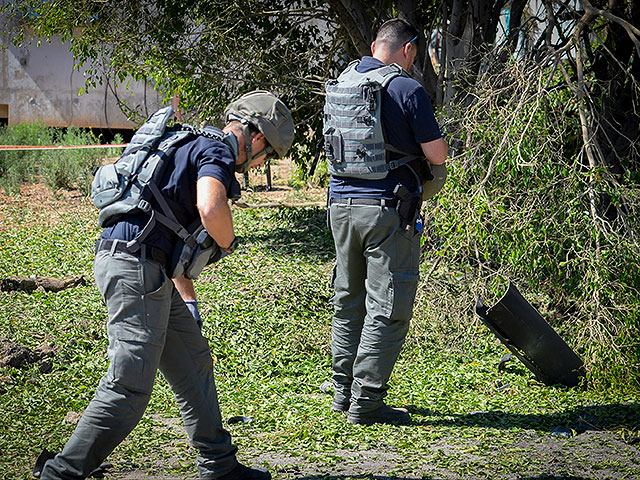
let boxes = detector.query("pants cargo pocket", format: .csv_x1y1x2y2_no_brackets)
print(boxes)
388,270,420,321
109,322,165,394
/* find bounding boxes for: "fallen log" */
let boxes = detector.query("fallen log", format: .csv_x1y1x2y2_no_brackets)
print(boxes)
0,275,87,293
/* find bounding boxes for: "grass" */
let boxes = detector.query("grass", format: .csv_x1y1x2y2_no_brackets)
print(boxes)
1,193,639,479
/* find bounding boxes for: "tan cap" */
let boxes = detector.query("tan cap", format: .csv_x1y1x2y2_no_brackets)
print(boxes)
224,90,294,158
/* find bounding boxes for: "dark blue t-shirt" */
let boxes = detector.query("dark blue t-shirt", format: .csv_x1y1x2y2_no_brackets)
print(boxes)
101,130,240,254
329,56,443,199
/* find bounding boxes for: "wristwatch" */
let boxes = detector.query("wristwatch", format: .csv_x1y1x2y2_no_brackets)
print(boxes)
224,236,239,253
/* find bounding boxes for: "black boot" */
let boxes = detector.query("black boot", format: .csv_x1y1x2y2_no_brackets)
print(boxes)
347,403,411,425
216,463,271,480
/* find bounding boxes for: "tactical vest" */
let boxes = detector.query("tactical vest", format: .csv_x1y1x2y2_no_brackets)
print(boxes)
323,61,423,180
91,106,238,279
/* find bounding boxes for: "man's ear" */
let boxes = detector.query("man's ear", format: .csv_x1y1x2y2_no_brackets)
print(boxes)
403,42,412,59
370,40,376,55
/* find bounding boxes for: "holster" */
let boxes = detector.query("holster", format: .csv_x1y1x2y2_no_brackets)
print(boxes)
393,184,423,230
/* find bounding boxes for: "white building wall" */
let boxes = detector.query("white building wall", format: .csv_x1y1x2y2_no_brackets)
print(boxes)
0,33,163,128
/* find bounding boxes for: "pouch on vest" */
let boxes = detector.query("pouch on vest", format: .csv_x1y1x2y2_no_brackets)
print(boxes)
168,222,222,280
323,126,343,165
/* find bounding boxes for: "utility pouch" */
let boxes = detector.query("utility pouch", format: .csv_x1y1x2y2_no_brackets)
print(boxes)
91,162,129,208
168,223,221,280
323,126,343,165
393,184,423,230
422,163,448,201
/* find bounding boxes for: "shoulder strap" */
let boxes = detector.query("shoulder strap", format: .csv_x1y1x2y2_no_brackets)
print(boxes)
365,63,405,87
121,106,176,157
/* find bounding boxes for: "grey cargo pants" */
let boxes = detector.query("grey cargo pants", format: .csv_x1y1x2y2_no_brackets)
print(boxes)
41,248,237,479
329,201,420,414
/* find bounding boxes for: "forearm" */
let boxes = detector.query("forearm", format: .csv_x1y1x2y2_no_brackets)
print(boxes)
200,202,235,251
421,137,448,165
197,176,236,251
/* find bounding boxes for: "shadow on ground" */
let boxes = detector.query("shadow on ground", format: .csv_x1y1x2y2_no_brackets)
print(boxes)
408,402,640,434
240,206,334,259
297,475,592,480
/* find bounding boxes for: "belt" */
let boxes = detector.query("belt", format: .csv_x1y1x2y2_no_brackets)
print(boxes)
329,197,397,207
95,239,169,266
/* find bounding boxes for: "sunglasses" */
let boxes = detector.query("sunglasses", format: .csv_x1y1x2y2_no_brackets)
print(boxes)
403,35,418,46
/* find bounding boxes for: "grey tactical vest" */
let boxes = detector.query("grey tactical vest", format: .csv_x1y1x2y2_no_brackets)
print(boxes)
323,61,423,180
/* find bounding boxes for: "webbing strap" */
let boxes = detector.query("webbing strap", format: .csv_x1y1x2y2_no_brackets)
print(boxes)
342,152,386,163
325,85,364,95
126,211,157,251
123,179,192,252
148,182,179,224
324,107,371,118
326,118,373,128
332,162,389,173
153,213,194,245
339,130,376,141
343,142,384,152
387,156,422,169
325,94,367,106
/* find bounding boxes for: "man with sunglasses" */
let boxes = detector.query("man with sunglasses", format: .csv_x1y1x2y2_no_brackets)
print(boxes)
326,19,448,425
39,91,294,480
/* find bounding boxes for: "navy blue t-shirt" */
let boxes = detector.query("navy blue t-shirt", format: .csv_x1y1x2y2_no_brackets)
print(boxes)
101,130,240,254
329,56,443,199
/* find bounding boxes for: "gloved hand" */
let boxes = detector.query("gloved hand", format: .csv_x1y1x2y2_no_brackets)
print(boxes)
184,300,203,329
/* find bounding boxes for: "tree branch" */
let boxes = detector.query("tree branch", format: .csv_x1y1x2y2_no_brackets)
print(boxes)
581,0,640,57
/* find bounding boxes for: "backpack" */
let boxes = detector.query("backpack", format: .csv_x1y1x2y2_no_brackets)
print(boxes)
91,106,238,279
323,61,423,180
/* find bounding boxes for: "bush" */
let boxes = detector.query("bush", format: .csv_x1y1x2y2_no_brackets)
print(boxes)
39,128,107,195
0,124,123,195
422,60,640,393
0,122,54,194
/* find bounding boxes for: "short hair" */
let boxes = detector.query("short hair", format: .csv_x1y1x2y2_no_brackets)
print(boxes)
375,18,419,52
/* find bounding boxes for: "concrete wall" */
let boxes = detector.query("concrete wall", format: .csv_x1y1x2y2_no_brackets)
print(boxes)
0,33,163,128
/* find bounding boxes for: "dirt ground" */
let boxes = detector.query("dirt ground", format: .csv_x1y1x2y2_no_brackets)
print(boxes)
0,159,325,230
3,160,639,480
86,410,639,480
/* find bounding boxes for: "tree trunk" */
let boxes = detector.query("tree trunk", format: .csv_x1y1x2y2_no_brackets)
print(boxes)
325,0,373,57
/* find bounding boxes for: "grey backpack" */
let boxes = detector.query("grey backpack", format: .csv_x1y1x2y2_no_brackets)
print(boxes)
91,106,237,279
323,61,423,180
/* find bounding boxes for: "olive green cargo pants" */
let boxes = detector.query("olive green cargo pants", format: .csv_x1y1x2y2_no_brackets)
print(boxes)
329,201,420,414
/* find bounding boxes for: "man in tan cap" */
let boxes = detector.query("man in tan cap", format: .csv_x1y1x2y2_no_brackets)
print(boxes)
39,91,294,480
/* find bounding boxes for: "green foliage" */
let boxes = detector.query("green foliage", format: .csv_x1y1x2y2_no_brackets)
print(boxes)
0,123,122,195
426,60,640,392
1,199,639,480
0,122,54,194
39,128,109,195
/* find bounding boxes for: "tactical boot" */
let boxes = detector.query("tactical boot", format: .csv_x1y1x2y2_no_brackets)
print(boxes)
347,404,411,425
216,463,271,480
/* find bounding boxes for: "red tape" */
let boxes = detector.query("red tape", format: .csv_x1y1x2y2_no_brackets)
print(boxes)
0,144,128,151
